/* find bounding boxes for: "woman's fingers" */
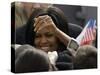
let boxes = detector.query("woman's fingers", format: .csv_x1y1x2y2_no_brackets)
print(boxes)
34,15,49,27
36,20,55,33
37,24,51,33
34,18,48,32
34,15,52,32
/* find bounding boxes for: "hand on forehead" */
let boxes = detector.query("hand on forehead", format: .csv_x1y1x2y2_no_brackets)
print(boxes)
34,14,56,33
35,15,51,21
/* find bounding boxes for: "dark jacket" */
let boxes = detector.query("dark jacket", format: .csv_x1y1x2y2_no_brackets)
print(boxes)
56,50,73,70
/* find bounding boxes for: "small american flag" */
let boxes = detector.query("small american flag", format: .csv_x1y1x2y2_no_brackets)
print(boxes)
76,19,96,46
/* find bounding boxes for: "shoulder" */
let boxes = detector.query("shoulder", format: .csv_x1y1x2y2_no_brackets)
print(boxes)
56,50,73,70
57,50,73,62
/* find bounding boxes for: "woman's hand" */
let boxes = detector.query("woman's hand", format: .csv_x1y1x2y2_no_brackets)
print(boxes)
34,15,57,33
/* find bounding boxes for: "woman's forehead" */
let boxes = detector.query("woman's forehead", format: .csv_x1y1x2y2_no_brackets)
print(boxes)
36,29,54,35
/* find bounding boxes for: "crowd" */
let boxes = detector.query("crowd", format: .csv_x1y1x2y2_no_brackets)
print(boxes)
11,2,97,73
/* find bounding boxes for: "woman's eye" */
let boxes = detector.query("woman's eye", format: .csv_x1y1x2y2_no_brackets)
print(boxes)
35,34,41,38
46,33,54,37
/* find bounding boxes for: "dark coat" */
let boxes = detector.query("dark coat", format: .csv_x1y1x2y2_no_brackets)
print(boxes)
56,50,73,70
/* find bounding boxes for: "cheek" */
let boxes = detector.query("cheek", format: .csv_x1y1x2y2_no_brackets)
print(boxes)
52,39,57,45
34,38,39,46
50,37,58,44
49,37,58,48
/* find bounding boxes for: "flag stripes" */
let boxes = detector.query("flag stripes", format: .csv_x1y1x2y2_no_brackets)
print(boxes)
76,19,96,46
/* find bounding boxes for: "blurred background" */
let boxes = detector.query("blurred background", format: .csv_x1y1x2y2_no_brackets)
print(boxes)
54,4,97,27
13,2,97,28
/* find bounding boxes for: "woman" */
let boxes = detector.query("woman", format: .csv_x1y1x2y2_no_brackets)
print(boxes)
16,6,73,70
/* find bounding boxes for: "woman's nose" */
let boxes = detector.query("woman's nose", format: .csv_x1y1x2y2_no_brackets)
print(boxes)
40,36,48,44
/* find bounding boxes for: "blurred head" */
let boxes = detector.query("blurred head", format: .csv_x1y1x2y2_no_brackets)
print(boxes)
15,45,52,73
74,45,97,69
18,2,52,18
25,6,69,52
22,2,52,9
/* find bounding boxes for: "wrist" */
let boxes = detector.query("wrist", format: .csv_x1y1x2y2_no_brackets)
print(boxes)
54,27,60,35
67,38,79,51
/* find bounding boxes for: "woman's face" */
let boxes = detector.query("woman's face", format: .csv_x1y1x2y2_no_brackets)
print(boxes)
34,27,58,53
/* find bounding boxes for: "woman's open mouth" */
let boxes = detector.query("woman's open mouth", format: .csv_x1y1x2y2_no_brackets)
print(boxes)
40,47,49,51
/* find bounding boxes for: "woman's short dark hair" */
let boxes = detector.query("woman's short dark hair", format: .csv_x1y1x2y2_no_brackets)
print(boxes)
25,6,69,51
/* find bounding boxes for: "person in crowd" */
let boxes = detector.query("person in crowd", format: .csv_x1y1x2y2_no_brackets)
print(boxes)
73,45,97,69
15,6,74,70
15,44,57,73
15,2,52,28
